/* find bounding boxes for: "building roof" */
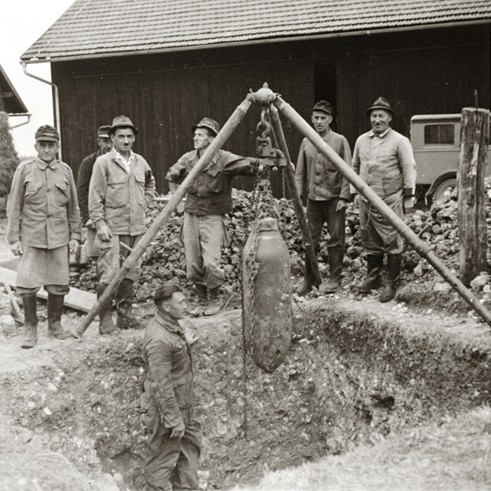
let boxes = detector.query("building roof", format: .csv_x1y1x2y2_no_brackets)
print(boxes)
21,0,491,63
0,64,29,114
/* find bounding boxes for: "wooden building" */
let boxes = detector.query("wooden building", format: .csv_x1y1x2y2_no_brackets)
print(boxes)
0,63,28,117
21,0,490,194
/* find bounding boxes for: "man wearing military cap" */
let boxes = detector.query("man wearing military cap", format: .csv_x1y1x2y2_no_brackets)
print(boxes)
89,115,156,333
295,100,352,295
352,97,417,302
77,124,112,226
166,117,263,315
7,125,81,348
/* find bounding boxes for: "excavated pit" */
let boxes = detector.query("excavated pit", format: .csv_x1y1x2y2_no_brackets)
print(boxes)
1,298,490,490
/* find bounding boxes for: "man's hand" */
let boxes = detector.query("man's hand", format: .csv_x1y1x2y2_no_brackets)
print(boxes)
69,239,79,255
170,421,185,439
403,196,415,214
336,199,349,211
10,241,23,256
97,224,113,242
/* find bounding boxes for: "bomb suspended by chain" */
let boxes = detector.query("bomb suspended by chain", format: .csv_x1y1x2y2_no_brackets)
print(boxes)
242,216,293,372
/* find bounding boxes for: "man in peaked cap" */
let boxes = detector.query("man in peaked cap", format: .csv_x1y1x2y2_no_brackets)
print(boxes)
89,115,156,334
351,97,417,302
166,117,263,316
7,125,81,348
295,100,352,295
77,124,113,226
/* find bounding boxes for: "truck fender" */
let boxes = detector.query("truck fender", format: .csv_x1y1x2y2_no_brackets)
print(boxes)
425,171,457,200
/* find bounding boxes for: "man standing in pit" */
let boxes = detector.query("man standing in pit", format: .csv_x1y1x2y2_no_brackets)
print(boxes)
295,100,352,295
166,117,262,315
89,115,156,333
7,125,81,348
141,283,201,491
352,97,416,302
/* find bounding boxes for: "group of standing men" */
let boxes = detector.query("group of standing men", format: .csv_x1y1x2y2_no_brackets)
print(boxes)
295,96,416,302
6,95,416,491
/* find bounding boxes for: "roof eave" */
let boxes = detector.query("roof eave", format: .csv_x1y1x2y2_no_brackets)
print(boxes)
21,18,491,65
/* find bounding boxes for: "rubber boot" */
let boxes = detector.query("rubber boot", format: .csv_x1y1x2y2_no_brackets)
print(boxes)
379,254,402,303
296,254,314,296
116,279,141,329
21,294,38,349
204,287,222,316
323,248,344,294
353,255,384,293
97,283,119,335
47,294,74,339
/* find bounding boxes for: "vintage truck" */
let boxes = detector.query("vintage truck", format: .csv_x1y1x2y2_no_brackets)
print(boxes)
411,113,491,203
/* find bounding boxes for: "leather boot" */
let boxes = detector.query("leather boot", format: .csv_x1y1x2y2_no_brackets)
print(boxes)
47,294,74,339
21,294,38,349
97,283,119,335
116,279,141,329
379,254,402,303
297,254,314,296
324,247,344,294
195,284,208,305
353,255,383,293
204,287,222,316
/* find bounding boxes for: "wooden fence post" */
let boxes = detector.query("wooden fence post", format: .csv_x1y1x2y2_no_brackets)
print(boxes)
458,107,490,285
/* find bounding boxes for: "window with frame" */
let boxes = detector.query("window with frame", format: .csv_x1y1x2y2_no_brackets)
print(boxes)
424,124,455,145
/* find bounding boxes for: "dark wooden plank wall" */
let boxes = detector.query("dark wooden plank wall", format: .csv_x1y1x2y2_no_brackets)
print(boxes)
53,44,314,194
52,25,490,194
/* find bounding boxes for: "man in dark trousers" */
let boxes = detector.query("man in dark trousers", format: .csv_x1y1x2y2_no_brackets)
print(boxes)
77,124,112,226
295,100,352,295
352,97,416,302
166,117,262,315
89,115,156,333
141,283,201,491
7,125,81,348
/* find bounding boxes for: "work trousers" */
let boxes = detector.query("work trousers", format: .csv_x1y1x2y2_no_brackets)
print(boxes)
145,421,202,491
96,234,143,284
181,213,228,289
307,198,346,252
359,200,403,255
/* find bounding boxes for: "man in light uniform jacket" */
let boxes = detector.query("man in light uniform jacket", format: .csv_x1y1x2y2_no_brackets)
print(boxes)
295,100,352,295
352,97,417,302
89,115,156,333
7,125,81,348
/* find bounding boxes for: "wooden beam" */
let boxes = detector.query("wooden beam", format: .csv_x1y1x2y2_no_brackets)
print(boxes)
0,266,96,313
458,107,490,285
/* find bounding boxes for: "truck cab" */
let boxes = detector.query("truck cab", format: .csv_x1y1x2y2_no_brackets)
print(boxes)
410,114,491,202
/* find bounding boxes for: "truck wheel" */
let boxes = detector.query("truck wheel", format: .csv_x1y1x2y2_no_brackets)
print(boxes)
433,178,457,202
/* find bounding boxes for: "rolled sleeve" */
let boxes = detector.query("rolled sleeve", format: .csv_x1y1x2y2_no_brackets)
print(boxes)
145,340,184,428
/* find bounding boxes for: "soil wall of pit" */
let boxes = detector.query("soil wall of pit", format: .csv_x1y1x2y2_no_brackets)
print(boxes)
2,300,490,490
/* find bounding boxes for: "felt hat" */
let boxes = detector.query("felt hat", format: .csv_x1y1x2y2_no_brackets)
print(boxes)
312,100,333,115
97,125,112,138
110,115,138,134
366,97,394,116
192,117,220,136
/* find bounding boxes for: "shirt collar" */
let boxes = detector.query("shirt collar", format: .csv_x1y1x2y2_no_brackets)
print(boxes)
35,156,57,170
112,148,135,162
154,310,182,334
368,128,391,138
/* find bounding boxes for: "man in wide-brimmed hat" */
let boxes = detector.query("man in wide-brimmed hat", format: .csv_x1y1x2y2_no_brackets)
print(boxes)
351,97,417,302
166,117,262,315
294,100,352,296
7,125,81,348
89,115,156,334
